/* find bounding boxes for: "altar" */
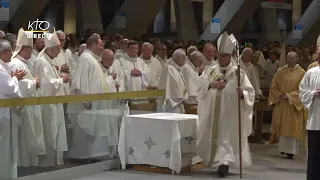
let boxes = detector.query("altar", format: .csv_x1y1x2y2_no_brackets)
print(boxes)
118,113,198,174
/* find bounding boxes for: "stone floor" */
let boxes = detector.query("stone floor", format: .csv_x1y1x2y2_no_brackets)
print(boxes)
72,143,307,180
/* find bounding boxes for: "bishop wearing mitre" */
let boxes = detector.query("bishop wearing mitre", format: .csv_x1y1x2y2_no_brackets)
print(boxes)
8,28,45,167
33,30,70,167
196,32,255,178
68,34,116,160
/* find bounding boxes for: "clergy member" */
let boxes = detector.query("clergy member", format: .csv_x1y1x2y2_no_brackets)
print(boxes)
9,28,45,167
115,38,129,60
29,38,45,73
299,50,320,180
268,52,306,159
196,32,255,178
119,40,150,91
202,43,217,69
33,30,70,167
240,48,263,97
181,51,204,104
263,50,279,88
307,47,320,71
68,34,115,160
155,43,168,67
73,43,86,61
140,42,162,89
158,49,187,113
101,49,125,92
0,39,25,179
186,46,198,58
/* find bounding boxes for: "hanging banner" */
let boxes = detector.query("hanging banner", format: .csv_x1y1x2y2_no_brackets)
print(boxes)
0,0,9,21
210,18,221,34
293,24,303,40
116,12,127,29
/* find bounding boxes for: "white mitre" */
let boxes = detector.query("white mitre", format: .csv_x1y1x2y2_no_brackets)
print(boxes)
37,29,60,59
317,35,320,47
217,31,236,54
228,33,238,45
12,28,33,59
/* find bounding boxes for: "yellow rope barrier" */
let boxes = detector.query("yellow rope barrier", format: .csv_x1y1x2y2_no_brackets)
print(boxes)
0,90,165,108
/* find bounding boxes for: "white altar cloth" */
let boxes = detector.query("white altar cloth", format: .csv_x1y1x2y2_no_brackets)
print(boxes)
118,113,198,174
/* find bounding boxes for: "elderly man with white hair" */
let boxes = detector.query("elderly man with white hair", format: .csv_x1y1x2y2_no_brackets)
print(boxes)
140,42,162,89
0,30,5,39
240,47,262,97
182,51,204,104
187,46,198,58
158,48,187,113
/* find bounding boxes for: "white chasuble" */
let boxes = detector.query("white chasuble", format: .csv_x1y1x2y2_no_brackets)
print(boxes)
181,60,199,104
33,53,68,167
68,50,116,159
119,54,150,91
203,58,218,70
9,55,46,167
196,63,255,168
158,59,186,113
140,55,162,87
155,55,168,68
100,62,117,93
0,60,21,179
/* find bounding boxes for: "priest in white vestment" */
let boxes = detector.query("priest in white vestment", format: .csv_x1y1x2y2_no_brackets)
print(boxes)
299,51,320,180
155,43,168,67
68,34,116,160
8,28,45,168
100,49,125,92
33,30,70,167
158,49,187,113
240,48,262,97
182,51,204,104
29,38,45,74
263,50,279,88
0,39,25,179
73,43,86,67
115,39,129,60
140,42,162,89
186,46,198,58
202,43,218,69
196,32,255,178
119,40,150,91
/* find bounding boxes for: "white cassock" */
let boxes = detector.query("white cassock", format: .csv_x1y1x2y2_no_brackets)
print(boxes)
299,66,320,131
119,54,150,91
65,48,77,76
29,49,40,74
155,55,168,68
263,59,279,88
0,59,21,179
68,49,116,159
9,55,46,167
158,59,186,113
181,60,199,104
111,59,125,92
33,53,68,167
240,60,262,96
52,49,71,95
140,55,162,87
196,63,255,168
100,62,118,93
115,49,125,60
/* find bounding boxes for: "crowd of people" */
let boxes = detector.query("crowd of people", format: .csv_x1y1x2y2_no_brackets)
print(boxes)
0,27,319,180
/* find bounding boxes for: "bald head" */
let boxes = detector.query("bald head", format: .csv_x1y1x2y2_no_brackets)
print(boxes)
141,42,154,59
287,51,298,68
202,43,216,61
101,49,115,68
78,43,86,56
242,47,253,63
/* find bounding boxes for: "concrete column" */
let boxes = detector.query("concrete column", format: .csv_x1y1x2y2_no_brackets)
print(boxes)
200,0,261,41
79,0,103,34
64,0,77,35
260,8,282,43
5,0,50,33
106,0,167,38
292,0,302,25
286,0,320,46
174,0,198,43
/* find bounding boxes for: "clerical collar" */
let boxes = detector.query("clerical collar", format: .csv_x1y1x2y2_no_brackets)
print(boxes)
285,64,299,69
84,49,99,60
155,54,167,61
204,57,215,66
124,54,138,61
167,58,182,71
